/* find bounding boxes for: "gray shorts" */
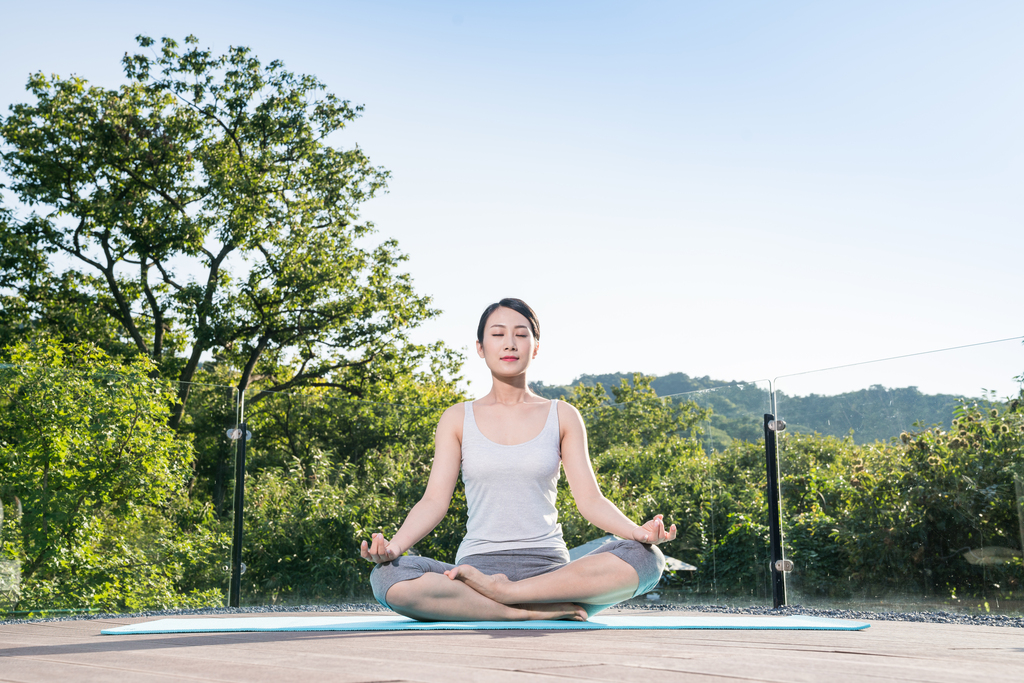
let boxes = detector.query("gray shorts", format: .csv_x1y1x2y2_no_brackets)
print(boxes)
369,539,665,618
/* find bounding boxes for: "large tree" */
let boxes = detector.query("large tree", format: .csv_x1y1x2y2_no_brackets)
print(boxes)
0,35,442,427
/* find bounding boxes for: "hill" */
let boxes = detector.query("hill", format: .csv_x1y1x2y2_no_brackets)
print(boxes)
531,372,983,446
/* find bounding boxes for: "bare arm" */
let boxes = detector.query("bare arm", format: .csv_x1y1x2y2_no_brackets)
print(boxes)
361,404,464,562
558,402,676,544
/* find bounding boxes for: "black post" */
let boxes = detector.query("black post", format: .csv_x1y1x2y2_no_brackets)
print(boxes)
763,413,787,608
229,421,247,608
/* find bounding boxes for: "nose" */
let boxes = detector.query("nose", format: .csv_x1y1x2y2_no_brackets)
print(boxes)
504,335,517,351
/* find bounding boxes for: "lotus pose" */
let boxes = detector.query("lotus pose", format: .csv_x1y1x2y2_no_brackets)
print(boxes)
361,298,676,621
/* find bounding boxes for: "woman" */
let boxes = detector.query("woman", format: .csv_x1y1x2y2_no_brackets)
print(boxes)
361,298,676,621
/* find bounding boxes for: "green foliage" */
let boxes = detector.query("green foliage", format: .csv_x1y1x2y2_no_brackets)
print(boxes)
0,34,447,429
239,444,468,603
2,34,1020,615
777,397,1024,602
565,373,709,455
243,349,466,476
0,339,226,614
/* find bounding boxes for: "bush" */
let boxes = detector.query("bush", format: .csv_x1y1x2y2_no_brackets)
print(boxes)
0,339,226,615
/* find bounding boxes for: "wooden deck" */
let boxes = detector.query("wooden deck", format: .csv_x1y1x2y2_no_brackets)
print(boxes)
1,608,1021,682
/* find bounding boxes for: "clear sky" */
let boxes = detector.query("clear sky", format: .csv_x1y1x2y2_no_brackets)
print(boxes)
2,1,1021,398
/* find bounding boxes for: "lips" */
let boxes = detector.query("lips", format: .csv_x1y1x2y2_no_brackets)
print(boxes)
500,356,518,361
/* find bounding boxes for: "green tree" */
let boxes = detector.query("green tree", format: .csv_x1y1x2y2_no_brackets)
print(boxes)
0,34,442,428
565,373,709,455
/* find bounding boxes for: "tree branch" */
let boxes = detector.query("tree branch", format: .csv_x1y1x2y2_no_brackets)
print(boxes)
153,259,184,291
170,240,235,429
246,356,374,404
96,231,150,356
236,334,270,394
140,256,165,360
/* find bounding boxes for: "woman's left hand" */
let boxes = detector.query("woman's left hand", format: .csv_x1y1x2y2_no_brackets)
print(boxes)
631,514,677,545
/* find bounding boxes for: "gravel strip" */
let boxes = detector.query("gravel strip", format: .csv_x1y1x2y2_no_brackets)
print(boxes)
2,602,1020,628
625,602,1024,628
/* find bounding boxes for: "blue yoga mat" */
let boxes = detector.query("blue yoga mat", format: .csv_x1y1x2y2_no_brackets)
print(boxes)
102,614,869,635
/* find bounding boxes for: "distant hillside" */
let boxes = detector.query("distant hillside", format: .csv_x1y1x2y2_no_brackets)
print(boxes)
531,371,986,446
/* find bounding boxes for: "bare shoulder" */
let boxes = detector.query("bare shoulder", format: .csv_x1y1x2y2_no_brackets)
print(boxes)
556,399,586,434
435,402,466,439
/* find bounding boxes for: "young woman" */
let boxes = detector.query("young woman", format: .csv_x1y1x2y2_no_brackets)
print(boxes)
360,298,676,621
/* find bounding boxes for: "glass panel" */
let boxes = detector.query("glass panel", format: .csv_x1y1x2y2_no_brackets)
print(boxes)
236,386,451,606
775,339,1024,615
575,379,774,608
229,376,775,610
178,381,240,610
0,360,237,617
688,381,775,608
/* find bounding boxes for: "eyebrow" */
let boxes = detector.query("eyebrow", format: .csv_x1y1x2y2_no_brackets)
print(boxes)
489,324,530,329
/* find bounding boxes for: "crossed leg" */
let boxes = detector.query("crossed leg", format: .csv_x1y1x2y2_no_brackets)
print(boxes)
384,572,588,622
446,553,639,607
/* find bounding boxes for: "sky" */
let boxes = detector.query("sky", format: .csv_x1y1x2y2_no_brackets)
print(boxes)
1,1,1022,398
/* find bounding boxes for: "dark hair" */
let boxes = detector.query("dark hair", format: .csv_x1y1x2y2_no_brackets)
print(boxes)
477,298,541,344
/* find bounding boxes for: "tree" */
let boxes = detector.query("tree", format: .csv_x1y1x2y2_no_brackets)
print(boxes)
565,373,709,455
0,35,442,427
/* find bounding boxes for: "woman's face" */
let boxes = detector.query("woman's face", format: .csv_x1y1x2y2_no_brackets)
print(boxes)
476,306,539,377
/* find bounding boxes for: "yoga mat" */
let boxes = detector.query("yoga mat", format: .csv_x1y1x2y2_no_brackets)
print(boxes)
102,614,869,635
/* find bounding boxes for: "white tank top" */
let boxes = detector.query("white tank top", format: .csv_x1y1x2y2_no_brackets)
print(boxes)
455,399,568,563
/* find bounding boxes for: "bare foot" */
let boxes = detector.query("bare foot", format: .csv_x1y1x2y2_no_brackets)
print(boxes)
445,565,514,603
513,602,588,622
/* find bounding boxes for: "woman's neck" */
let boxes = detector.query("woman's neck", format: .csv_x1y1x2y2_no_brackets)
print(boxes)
486,374,534,405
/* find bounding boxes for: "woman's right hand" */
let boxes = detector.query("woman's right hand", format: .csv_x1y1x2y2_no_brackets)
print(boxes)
360,533,402,564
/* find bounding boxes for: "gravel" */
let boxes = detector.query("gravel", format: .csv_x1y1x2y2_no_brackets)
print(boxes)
2,601,1021,628
623,602,1024,628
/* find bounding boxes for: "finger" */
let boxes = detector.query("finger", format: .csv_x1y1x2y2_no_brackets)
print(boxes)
360,540,369,560
668,523,678,541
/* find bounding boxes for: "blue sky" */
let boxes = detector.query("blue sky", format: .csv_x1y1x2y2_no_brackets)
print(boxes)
2,1,1021,397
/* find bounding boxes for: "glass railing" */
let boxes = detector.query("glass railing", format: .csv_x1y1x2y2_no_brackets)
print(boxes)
663,381,774,608
774,338,1024,615
3,337,1020,618
0,363,238,618
233,385,454,606
231,379,776,609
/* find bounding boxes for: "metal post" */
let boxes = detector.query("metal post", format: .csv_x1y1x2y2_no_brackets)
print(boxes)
1015,474,1024,572
764,414,788,608
229,420,247,608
